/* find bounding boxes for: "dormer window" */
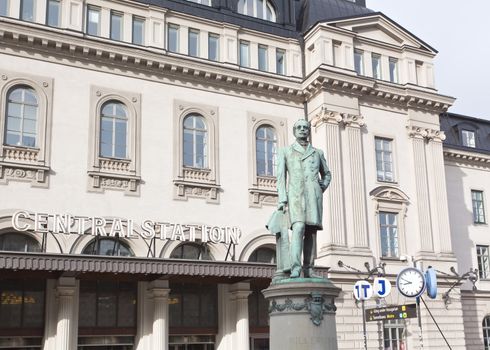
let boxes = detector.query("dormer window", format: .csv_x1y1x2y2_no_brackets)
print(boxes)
462,129,476,148
237,0,276,22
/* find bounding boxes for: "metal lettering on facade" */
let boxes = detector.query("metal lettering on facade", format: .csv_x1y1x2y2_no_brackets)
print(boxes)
11,210,241,244
365,304,417,322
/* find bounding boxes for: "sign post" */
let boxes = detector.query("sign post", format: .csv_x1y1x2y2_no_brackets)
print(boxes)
353,281,373,350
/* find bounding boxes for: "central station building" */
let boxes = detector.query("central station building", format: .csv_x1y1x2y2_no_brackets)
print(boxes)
0,0,489,349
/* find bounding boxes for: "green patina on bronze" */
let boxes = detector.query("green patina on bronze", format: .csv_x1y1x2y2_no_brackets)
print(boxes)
267,119,331,281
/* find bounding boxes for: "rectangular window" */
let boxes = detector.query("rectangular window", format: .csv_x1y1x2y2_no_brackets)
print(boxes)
472,190,486,224
354,49,364,75
208,33,219,61
258,45,268,71
0,0,8,17
86,6,100,36
276,49,286,75
416,61,423,85
20,0,35,22
383,320,406,349
46,0,60,27
379,212,398,258
375,137,394,182
132,16,145,45
372,53,381,79
239,41,250,67
168,24,179,53
389,57,399,83
110,11,123,41
462,129,476,148
188,29,200,57
477,245,490,279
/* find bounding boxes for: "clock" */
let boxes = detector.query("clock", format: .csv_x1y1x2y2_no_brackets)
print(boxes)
425,267,438,299
396,267,426,298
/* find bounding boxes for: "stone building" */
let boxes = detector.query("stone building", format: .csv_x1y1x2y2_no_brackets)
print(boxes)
0,0,487,349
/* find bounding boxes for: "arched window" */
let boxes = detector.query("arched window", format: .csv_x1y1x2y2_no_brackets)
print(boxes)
170,243,212,260
82,238,133,257
186,0,211,5
248,246,276,263
183,114,207,168
99,101,128,159
256,125,277,177
5,86,38,147
483,316,490,349
0,233,41,252
237,0,276,22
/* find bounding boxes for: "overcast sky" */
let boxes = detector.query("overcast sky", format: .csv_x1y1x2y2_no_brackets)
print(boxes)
367,0,490,120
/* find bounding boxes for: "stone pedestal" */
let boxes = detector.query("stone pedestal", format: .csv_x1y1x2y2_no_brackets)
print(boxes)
263,278,340,350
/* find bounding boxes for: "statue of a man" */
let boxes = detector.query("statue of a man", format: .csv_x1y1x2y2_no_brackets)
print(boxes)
277,119,331,278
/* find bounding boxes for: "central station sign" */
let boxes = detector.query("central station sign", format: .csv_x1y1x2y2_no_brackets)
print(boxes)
11,210,241,244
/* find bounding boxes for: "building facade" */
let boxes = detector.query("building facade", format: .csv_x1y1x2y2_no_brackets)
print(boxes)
0,0,486,349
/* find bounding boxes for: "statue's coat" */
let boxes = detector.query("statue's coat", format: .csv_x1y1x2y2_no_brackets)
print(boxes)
277,142,331,229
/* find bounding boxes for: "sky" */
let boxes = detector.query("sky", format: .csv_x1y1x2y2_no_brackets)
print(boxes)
367,0,490,120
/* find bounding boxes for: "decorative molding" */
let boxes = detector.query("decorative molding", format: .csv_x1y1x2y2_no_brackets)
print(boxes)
406,125,428,139
310,107,343,128
407,125,445,143
0,163,49,186
443,148,490,169
249,187,278,207
174,180,221,203
341,113,365,128
370,186,410,204
88,172,140,193
426,128,446,142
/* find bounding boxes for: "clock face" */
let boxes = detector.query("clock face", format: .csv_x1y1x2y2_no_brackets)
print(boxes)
396,268,426,298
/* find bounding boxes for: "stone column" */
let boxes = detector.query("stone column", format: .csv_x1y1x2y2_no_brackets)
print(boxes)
263,280,340,350
426,129,453,255
149,280,171,350
311,110,347,251
342,113,369,249
407,126,434,253
229,283,252,350
55,277,77,350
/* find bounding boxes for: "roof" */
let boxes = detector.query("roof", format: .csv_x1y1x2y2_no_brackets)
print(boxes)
440,112,490,155
297,0,374,33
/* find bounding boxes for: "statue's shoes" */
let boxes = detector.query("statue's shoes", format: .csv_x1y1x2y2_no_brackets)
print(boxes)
303,269,322,279
290,268,301,278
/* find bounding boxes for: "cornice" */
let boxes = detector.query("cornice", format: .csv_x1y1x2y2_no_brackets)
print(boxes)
443,147,490,170
0,19,304,104
303,65,455,113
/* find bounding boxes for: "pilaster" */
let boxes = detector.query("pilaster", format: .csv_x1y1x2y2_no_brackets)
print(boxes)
426,129,454,256
407,125,434,254
55,277,78,350
229,282,252,350
311,109,347,252
149,280,170,350
42,279,58,350
342,113,369,250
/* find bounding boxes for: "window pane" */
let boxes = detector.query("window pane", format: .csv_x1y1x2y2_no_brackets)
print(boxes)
256,0,264,19
118,283,136,327
240,41,249,67
354,50,363,75
5,132,20,146
22,284,44,328
372,54,381,79
258,45,268,71
110,12,123,41
168,25,179,53
47,0,60,27
0,0,8,17
97,282,117,327
7,102,21,118
389,58,398,83
21,0,34,22
208,34,219,61
87,7,100,35
79,281,96,327
276,49,285,75
182,292,199,327
462,130,476,148
188,29,199,57
132,17,144,45
0,281,23,327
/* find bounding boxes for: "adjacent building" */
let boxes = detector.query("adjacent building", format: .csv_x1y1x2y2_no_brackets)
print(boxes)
0,0,487,349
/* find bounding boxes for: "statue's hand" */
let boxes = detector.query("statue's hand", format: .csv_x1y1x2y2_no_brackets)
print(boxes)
277,202,287,212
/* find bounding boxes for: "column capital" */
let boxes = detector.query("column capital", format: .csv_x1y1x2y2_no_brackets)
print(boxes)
407,125,446,142
406,125,428,139
311,106,343,127
426,128,446,142
341,113,365,128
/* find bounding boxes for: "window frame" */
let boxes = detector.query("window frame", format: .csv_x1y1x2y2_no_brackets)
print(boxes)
208,33,219,61
46,0,60,27
247,113,287,207
276,48,286,75
483,315,490,349
88,86,141,195
167,23,180,53
461,129,476,148
110,11,124,41
239,40,250,68
131,16,145,46
173,100,220,203
86,5,101,36
237,0,277,22
383,319,407,349
0,232,41,252
389,57,399,83
354,49,364,75
0,0,8,17
471,190,486,224
20,0,35,22
374,136,395,183
0,72,53,187
477,245,490,280
371,53,382,79
379,211,399,258
183,114,208,169
188,28,200,57
99,101,129,160
255,125,277,177
4,85,39,148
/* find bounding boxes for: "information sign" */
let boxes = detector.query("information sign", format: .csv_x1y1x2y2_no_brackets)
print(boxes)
365,304,417,322
353,280,373,300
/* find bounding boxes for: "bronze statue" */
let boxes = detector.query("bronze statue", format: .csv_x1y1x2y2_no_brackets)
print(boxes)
276,119,331,278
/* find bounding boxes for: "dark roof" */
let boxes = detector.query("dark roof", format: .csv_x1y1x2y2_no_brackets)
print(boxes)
440,112,490,155
297,0,374,33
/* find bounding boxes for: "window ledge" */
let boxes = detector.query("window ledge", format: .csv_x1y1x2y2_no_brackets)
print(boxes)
173,179,221,203
0,161,49,187
87,171,141,195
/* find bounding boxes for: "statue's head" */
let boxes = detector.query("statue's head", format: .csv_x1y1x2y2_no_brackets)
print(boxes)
293,119,311,140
